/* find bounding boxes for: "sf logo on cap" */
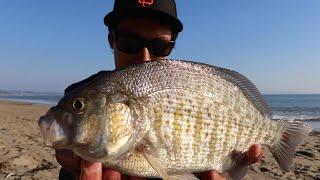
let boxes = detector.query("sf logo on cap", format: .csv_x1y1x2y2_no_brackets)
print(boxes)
138,0,154,7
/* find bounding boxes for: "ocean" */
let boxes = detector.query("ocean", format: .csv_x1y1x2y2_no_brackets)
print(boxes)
0,92,319,131
264,94,320,131
0,91,62,106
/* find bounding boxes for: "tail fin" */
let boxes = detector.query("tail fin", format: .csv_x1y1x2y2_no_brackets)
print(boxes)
269,120,312,171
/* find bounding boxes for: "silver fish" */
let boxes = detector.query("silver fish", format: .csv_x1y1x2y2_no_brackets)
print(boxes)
39,59,312,179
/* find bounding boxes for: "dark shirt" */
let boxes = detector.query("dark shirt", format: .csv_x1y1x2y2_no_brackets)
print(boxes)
64,71,107,94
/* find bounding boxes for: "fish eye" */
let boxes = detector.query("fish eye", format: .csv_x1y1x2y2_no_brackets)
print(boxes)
72,98,87,113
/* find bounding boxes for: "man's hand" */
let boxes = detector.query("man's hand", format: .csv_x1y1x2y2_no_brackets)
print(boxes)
55,149,81,177
56,144,262,180
196,144,263,179
56,149,135,180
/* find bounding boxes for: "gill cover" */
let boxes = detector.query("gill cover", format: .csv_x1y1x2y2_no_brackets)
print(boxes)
105,91,150,160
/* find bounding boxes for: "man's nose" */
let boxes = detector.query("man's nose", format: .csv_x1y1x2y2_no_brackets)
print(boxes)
140,47,151,62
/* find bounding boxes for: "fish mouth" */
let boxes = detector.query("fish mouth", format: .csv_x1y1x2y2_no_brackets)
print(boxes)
38,112,67,149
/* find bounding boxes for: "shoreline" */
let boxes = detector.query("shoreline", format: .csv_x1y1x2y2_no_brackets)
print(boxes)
0,98,57,106
0,99,51,106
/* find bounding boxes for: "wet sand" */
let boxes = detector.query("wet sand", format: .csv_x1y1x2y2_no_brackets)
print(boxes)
0,100,319,179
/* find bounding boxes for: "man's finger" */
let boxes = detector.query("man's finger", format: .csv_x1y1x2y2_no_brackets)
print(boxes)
102,168,121,180
195,170,225,180
129,176,145,180
246,144,263,164
81,160,102,180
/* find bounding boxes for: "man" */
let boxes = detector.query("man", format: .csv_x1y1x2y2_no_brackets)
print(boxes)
56,0,263,179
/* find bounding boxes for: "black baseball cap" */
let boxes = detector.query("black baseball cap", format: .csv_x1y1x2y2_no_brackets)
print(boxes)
104,0,183,32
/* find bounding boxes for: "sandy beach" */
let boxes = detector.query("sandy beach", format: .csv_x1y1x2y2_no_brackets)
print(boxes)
0,100,59,179
0,100,319,179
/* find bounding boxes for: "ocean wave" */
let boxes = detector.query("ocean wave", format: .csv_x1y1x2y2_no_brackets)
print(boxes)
271,115,320,121
0,96,61,106
269,106,320,121
270,107,320,115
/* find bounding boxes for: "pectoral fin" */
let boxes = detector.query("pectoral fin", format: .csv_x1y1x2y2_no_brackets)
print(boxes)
141,144,171,180
141,143,199,180
168,173,199,180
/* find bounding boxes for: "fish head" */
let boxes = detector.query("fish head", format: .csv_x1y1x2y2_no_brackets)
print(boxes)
38,88,108,148
38,85,139,161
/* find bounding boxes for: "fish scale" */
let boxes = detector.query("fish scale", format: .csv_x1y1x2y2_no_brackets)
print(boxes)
39,59,312,179
143,88,271,173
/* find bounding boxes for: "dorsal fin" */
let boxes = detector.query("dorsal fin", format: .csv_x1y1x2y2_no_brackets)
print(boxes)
173,59,272,117
215,67,271,117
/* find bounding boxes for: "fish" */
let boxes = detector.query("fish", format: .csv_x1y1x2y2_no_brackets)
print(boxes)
38,59,312,179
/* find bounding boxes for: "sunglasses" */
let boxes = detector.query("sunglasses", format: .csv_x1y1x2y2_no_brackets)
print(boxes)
112,30,175,57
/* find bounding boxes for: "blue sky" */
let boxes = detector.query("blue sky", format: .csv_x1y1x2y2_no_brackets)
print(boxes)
1,0,319,94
